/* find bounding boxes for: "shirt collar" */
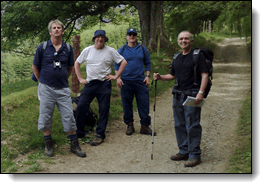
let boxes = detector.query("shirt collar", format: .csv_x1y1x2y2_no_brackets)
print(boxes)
47,39,66,51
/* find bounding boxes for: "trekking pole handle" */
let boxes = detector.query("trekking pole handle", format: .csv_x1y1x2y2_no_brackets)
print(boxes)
151,72,158,85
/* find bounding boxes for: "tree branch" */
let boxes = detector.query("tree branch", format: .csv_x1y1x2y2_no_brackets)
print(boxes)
65,19,76,43
11,50,35,57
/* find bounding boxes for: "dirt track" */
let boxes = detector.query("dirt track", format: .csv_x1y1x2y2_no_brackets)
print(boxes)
21,37,251,173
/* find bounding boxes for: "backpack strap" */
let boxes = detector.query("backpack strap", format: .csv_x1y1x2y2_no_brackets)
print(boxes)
140,45,145,60
66,42,71,52
193,49,201,86
42,41,48,54
119,44,127,56
173,52,181,60
172,52,181,87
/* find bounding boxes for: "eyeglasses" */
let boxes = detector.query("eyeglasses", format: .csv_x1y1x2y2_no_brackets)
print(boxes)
127,33,137,36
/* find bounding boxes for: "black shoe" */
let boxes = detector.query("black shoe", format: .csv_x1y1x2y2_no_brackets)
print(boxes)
45,139,54,157
70,139,86,157
126,122,135,135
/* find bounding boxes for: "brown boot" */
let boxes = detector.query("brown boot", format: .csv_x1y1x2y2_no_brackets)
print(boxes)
70,139,86,157
45,139,54,157
90,134,103,146
184,158,201,167
126,122,135,135
140,125,156,136
170,153,189,161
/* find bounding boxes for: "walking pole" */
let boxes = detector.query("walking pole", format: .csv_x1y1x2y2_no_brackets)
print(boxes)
151,78,157,160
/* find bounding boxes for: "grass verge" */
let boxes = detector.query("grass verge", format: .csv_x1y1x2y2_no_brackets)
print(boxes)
225,89,251,173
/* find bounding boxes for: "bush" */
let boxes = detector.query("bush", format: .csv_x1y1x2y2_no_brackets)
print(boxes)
80,24,129,51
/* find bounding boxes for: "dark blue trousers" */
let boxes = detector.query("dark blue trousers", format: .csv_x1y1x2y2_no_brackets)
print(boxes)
76,80,111,139
121,79,151,126
172,95,202,159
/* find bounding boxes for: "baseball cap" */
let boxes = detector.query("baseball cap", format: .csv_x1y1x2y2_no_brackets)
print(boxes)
127,28,137,35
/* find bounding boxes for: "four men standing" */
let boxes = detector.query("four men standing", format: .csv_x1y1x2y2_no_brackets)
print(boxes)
33,19,207,168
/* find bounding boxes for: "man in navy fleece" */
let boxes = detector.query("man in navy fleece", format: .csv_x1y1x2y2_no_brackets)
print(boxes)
115,28,155,136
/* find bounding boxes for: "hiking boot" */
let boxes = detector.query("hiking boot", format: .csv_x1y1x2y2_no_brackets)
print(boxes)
140,124,156,136
184,158,201,167
44,139,54,157
70,139,86,157
126,122,135,135
170,153,189,161
90,134,103,146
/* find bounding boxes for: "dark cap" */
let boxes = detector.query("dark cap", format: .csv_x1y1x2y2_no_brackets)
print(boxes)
127,28,137,35
92,30,108,42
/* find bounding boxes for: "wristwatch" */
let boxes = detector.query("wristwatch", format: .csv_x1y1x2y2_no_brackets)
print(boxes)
146,75,150,77
198,91,204,94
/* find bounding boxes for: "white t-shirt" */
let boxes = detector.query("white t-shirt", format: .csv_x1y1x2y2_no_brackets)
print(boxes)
76,45,124,83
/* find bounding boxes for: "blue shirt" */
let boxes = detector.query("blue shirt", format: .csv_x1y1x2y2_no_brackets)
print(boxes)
33,40,74,88
114,42,151,80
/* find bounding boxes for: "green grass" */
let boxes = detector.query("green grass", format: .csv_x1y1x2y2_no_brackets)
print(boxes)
226,90,251,173
1,32,224,173
1,78,39,97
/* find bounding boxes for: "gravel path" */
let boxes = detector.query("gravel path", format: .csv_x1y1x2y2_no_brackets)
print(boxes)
17,37,251,173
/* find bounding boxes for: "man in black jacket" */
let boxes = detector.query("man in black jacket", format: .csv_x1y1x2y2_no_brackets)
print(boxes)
153,31,208,167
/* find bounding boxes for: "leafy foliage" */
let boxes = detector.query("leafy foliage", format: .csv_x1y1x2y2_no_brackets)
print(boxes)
1,1,251,86
0,23,137,85
1,1,120,52
214,1,251,38
164,1,226,43
1,2,141,85
79,23,136,51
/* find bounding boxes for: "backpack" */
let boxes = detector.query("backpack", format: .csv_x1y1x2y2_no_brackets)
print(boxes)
192,47,213,98
71,96,98,134
172,47,213,98
31,41,71,81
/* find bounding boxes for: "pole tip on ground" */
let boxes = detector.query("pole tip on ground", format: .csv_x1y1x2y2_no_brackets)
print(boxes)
151,154,153,160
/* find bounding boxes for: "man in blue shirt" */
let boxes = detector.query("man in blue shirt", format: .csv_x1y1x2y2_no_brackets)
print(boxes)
32,19,86,158
115,28,155,136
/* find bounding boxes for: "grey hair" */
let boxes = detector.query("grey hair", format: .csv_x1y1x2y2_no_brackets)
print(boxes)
48,19,64,32
177,30,194,41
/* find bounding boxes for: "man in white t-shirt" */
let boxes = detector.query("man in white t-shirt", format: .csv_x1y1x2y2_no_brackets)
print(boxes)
74,30,127,146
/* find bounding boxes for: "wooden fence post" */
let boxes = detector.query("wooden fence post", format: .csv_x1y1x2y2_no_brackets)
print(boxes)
71,35,80,94
157,29,160,56
209,20,211,33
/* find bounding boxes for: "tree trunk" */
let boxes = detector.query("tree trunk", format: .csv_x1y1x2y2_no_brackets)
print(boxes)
71,35,80,94
157,29,160,56
134,1,151,47
133,1,171,51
